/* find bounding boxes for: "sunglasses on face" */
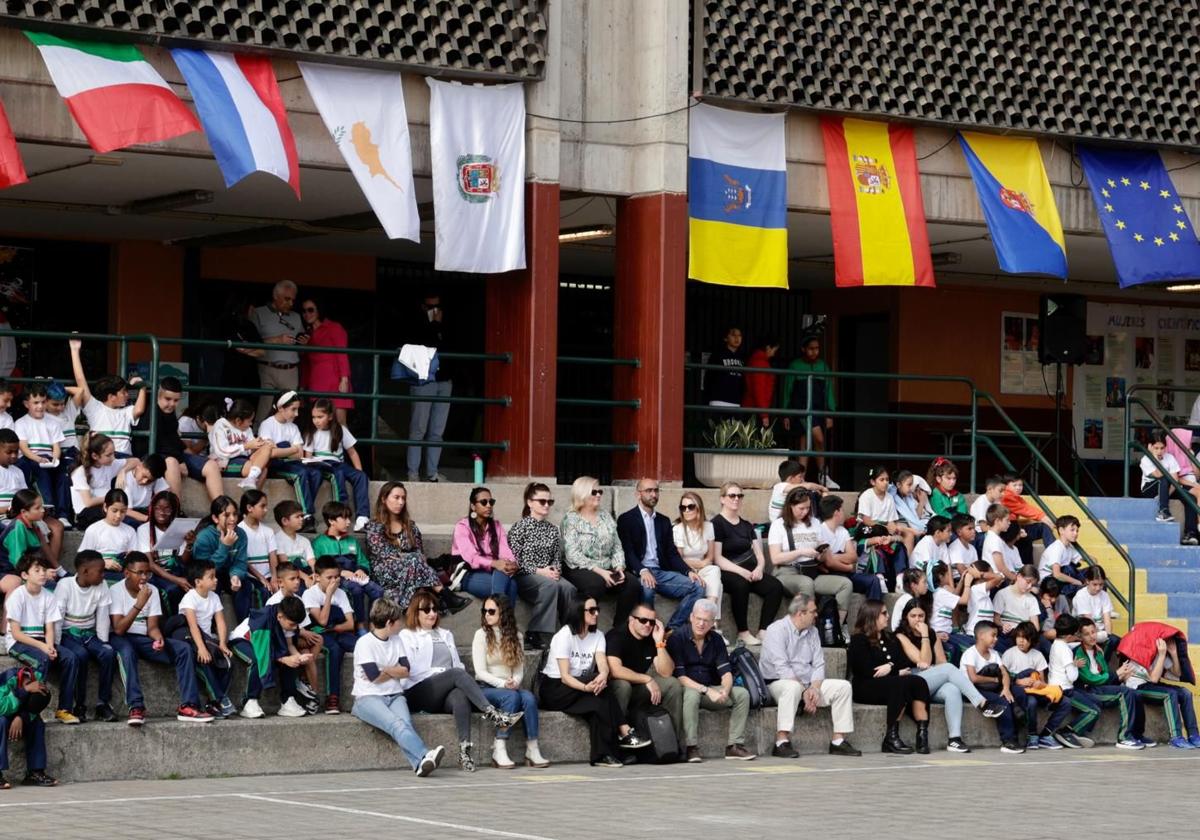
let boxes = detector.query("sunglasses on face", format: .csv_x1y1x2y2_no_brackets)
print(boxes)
531,498,554,506
679,503,697,512
481,607,498,616
302,306,317,313
418,605,439,614
475,499,496,507
725,493,745,499
631,615,656,626
584,607,600,614
590,489,604,497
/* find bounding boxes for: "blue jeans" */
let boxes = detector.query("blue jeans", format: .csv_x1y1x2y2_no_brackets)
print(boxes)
1143,478,1199,535
111,633,201,709
17,456,69,514
270,459,323,517
464,569,520,605
315,461,370,519
0,712,45,771
8,641,80,711
407,380,452,476
848,572,883,600
639,568,705,632
481,686,539,739
916,663,985,739
352,692,429,770
58,633,116,708
333,557,383,624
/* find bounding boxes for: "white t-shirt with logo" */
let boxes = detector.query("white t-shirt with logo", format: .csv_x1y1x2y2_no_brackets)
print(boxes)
4,585,62,649
14,414,64,460
53,576,112,640
305,428,357,461
109,580,162,636
80,520,138,563
1038,540,1082,581
857,489,898,523
965,581,995,634
981,531,1019,575
238,520,279,579
948,538,978,569
276,531,315,570
542,626,606,679
0,464,26,513
931,587,959,635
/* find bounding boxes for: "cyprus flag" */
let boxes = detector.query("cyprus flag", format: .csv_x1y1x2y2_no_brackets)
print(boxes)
298,63,419,241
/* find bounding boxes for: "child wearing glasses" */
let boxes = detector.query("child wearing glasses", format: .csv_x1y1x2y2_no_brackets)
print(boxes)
508,482,577,652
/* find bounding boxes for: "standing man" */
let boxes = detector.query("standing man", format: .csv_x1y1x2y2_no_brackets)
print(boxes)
606,603,685,747
251,281,305,424
408,292,453,483
703,326,745,410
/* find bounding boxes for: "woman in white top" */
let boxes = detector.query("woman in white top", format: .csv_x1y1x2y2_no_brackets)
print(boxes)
673,491,722,618
471,595,548,768
398,590,522,773
259,391,322,527
768,486,852,624
538,596,651,768
79,488,138,582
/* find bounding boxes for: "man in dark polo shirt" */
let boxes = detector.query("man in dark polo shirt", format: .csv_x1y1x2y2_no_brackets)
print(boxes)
606,603,684,746
666,599,754,763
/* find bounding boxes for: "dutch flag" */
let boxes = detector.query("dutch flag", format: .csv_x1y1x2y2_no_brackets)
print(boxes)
171,49,300,197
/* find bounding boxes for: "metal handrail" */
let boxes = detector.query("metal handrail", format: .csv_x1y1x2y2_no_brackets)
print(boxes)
1122,383,1200,496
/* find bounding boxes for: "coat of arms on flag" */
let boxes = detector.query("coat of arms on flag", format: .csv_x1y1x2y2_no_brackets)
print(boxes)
457,155,499,202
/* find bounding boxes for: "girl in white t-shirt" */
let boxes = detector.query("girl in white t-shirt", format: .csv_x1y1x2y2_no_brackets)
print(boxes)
303,399,371,530
857,466,917,556
207,399,272,491
260,391,322,526
1140,433,1200,543
69,433,136,529
1072,566,1120,657
79,488,138,581
673,491,722,617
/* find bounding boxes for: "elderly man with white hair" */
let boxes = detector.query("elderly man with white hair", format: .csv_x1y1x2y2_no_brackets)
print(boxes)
760,593,861,758
251,280,306,423
666,598,754,762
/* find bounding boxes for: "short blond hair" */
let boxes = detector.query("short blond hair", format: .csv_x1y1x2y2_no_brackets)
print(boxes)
571,476,600,512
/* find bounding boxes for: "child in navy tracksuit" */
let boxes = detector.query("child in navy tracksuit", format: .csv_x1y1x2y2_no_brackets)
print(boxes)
0,666,57,787
230,596,311,718
303,556,357,713
312,500,381,631
1073,616,1144,750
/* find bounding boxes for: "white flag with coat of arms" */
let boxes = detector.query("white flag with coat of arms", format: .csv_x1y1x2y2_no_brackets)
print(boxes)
427,79,526,272
298,62,420,242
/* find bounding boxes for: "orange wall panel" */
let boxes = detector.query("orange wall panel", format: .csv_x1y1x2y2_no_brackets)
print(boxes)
200,247,375,290
109,241,184,362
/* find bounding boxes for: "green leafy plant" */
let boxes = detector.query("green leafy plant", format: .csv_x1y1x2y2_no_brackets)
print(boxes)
703,417,778,450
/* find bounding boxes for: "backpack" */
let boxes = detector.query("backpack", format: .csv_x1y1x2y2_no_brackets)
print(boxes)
729,643,771,708
816,595,845,648
631,706,679,764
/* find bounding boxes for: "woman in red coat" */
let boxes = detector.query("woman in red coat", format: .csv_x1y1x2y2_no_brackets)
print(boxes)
300,297,353,427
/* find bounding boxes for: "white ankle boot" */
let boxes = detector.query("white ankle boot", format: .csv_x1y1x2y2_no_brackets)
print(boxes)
491,739,515,769
525,739,550,768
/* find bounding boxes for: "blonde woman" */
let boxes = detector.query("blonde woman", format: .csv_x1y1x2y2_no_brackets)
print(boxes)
673,492,723,624
560,476,639,624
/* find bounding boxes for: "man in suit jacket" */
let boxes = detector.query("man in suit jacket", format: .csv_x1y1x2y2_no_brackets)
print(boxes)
617,479,705,632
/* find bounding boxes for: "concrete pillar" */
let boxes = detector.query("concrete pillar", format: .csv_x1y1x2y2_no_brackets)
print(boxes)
484,182,560,478
612,192,688,482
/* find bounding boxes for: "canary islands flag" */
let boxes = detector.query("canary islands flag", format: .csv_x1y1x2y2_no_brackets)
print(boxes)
688,104,787,288
1078,146,1200,288
959,133,1066,278
821,117,934,287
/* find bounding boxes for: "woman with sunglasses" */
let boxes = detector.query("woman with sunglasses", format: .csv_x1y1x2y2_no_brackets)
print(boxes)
453,487,520,607
539,596,651,767
560,477,637,621
399,590,524,772
712,482,786,647
472,595,549,768
673,491,724,635
508,482,577,651
299,297,352,428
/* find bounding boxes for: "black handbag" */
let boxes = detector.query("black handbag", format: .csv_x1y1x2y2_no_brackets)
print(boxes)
730,548,758,570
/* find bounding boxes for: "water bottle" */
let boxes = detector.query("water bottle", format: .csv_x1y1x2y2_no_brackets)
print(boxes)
823,615,834,646
472,452,484,484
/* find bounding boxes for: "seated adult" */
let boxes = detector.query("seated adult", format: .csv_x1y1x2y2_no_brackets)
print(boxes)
397,590,522,773
560,476,638,625
711,482,785,646
605,602,684,748
506,482,577,651
452,486,519,606
768,486,852,632
616,478,704,634
538,597,651,767
759,593,860,758
847,599,931,755
666,599,755,762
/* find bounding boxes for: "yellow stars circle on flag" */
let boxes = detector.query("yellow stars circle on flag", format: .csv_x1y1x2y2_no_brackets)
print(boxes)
1102,188,1111,198
1175,204,1185,213
1135,233,1145,242
1155,236,1165,246
1116,220,1127,230
1160,189,1172,198
1104,203,1114,212
1140,181,1151,190
1178,220,1188,229
1171,232,1181,242
1121,177,1131,185
1108,178,1117,187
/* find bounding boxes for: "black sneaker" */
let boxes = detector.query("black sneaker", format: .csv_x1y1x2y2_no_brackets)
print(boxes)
591,754,623,768
1183,533,1200,547
94,703,118,723
21,771,58,787
828,740,862,757
1000,740,1026,754
946,737,972,753
71,706,87,723
1054,730,1083,749
617,731,651,750
980,701,1006,719
771,741,799,758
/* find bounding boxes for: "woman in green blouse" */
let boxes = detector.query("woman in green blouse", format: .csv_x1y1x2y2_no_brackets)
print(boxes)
559,476,638,626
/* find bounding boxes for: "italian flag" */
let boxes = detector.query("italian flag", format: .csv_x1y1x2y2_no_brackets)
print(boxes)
26,32,199,153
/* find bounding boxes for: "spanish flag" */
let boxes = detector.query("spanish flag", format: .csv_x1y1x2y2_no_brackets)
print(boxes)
959,132,1066,278
688,104,788,288
821,117,934,287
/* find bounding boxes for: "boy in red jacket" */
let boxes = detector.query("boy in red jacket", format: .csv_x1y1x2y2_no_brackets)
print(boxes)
999,474,1054,569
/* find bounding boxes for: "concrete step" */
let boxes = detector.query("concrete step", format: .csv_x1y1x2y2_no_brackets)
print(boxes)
1083,497,1159,520
1106,522,1186,544
1146,568,1200,593
5,697,1172,783
1118,544,1200,566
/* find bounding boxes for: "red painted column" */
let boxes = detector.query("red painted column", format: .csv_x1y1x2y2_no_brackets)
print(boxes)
484,182,560,478
612,193,688,481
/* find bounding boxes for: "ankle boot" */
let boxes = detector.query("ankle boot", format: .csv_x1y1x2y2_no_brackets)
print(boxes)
525,739,551,768
882,724,914,755
491,739,515,769
915,721,930,755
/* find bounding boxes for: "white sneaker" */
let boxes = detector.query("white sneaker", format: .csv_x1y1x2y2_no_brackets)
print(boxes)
239,699,265,719
822,473,841,490
237,476,258,489
354,515,370,532
277,697,307,718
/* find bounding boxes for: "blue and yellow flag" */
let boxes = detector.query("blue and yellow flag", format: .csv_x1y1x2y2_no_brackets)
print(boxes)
688,104,788,288
959,133,1066,278
1078,146,1200,288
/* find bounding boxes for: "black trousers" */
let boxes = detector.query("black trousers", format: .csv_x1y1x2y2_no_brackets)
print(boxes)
852,675,930,723
539,677,622,762
405,669,493,742
720,570,785,633
561,568,642,627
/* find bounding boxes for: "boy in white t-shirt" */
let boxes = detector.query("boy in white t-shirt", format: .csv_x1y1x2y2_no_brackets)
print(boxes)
992,564,1040,653
175,559,235,719
273,500,316,579
947,514,979,575
351,598,446,777
1045,614,1098,749
69,338,147,457
1001,621,1068,751
909,516,952,584
958,621,1021,753
53,551,118,723
15,383,69,516
970,476,1005,540
768,459,825,522
4,553,81,725
980,505,1021,581
1038,515,1085,595
817,494,883,601
304,556,357,713
1140,430,1200,544
0,429,29,516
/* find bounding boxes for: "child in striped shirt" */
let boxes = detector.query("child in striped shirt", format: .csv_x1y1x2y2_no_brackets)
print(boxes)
68,338,147,457
273,500,315,580
52,551,117,723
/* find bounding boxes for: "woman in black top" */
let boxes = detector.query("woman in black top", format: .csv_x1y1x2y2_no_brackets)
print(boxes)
847,599,931,755
710,482,785,646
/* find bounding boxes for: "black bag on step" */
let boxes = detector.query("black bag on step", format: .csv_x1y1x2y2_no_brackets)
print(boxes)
729,643,771,708
632,706,680,764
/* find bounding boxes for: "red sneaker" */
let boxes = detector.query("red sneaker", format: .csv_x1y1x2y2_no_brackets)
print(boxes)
324,694,341,715
127,707,146,727
177,704,215,723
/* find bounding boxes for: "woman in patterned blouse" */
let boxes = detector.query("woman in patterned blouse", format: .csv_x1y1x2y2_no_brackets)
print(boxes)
559,476,638,626
364,481,469,613
508,482,578,651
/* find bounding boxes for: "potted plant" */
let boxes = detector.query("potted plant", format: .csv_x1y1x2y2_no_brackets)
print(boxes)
693,418,788,489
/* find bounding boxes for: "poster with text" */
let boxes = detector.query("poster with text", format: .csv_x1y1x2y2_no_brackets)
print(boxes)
1000,311,1049,395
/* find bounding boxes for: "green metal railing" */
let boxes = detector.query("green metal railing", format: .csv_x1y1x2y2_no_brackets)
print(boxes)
1122,384,1200,497
555,356,640,452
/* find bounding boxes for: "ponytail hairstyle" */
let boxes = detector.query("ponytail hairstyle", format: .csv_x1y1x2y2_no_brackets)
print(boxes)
306,398,343,454
239,489,267,519
198,495,239,536
8,488,41,521
225,399,255,423
467,486,499,558
103,488,129,509
894,469,915,495
521,481,551,518
78,432,115,486
900,567,925,595
927,457,959,493
272,390,301,414
865,464,889,489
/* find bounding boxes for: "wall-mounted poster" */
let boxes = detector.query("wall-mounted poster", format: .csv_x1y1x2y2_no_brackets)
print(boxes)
1000,311,1049,395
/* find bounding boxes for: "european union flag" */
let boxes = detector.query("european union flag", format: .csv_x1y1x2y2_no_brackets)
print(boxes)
1078,146,1200,288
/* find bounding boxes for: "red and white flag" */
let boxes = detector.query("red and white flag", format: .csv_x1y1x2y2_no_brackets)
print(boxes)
0,96,26,190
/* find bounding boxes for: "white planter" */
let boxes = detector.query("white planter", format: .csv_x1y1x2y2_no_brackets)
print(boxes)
693,451,787,489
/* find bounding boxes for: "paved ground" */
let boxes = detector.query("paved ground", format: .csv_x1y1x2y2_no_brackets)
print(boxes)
3,749,1199,839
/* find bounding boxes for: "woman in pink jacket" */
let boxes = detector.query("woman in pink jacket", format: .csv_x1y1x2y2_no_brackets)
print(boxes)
453,486,519,606
300,297,352,427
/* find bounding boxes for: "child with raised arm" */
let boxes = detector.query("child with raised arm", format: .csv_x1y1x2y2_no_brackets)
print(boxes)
304,398,371,531
5,552,80,725
53,550,117,722
191,496,252,622
1073,616,1143,750
313,500,381,630
1001,621,1066,751
259,391,322,529
1123,636,1200,749
15,382,69,516
44,381,80,465
173,559,236,719
230,595,313,719
274,500,316,579
930,562,969,654
958,620,1023,753
68,338,147,458
207,399,272,491
304,555,358,713
1038,515,1085,596
109,551,213,725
